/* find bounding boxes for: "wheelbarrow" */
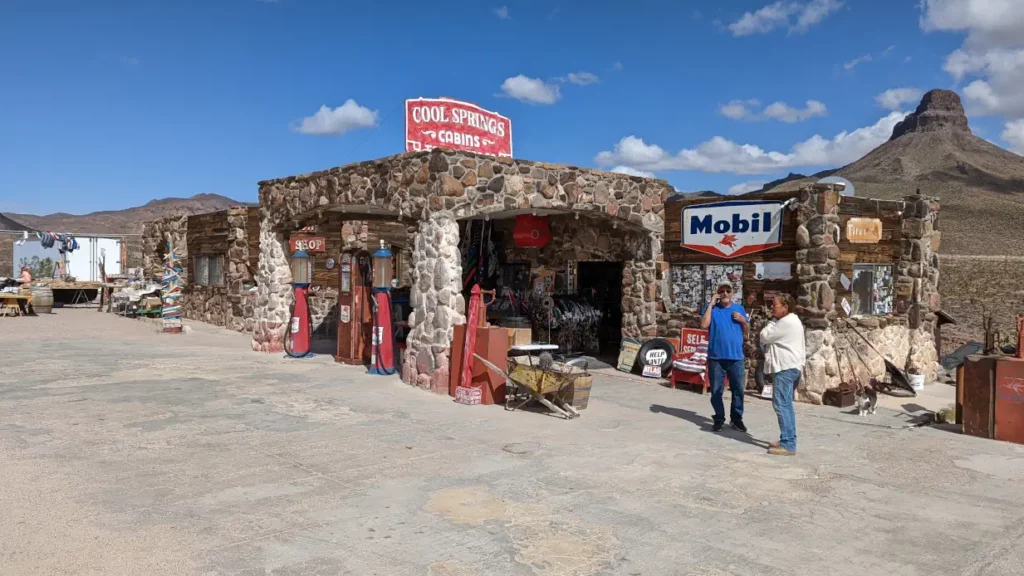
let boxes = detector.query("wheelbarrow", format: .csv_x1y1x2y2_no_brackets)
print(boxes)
472,353,585,419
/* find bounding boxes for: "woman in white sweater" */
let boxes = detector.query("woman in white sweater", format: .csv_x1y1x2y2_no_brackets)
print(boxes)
759,294,805,456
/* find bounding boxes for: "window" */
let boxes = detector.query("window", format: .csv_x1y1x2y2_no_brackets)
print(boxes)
670,263,744,310
194,254,224,287
851,264,894,316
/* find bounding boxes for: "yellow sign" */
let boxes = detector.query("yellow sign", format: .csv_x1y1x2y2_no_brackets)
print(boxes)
846,218,883,244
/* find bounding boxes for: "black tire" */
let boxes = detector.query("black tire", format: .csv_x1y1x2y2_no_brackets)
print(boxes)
637,338,676,377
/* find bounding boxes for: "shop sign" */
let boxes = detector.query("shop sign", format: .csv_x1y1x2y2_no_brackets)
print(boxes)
290,236,326,252
678,328,709,357
339,305,351,324
681,200,784,258
406,97,512,157
642,365,662,378
617,338,642,373
846,218,883,244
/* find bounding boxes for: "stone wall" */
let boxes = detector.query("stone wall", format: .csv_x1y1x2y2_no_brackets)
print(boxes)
799,191,941,403
0,237,12,277
936,255,1024,354
255,150,670,388
142,215,188,282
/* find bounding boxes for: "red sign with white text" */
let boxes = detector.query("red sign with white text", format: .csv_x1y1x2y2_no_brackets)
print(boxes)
405,97,512,158
289,236,326,253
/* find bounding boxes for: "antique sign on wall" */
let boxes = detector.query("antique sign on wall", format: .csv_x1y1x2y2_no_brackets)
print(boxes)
406,97,512,157
845,218,883,244
681,200,784,258
289,236,326,252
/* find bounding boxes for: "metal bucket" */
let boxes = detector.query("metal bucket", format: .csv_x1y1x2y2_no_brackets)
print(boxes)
31,286,53,314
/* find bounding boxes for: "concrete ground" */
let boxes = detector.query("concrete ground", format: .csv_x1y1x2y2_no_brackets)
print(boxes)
2,311,1023,576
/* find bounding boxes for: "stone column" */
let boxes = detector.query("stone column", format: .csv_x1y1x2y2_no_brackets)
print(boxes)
898,194,941,379
251,212,293,353
226,208,250,333
622,234,661,340
402,216,465,394
794,184,842,404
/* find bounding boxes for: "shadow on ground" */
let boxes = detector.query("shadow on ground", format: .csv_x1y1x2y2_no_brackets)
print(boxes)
650,404,770,449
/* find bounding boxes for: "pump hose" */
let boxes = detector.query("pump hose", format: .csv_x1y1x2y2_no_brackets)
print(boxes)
370,291,398,375
283,299,313,358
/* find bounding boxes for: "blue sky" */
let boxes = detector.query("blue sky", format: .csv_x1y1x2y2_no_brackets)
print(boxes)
2,0,1022,215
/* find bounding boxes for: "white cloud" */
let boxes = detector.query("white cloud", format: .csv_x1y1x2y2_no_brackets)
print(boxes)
719,99,826,122
904,56,913,63
494,6,510,20
566,71,600,86
719,99,760,120
292,100,378,136
1002,119,1024,154
790,0,844,34
594,111,906,175
500,75,561,105
610,166,656,178
728,0,842,36
729,2,798,36
763,100,828,122
727,180,768,195
121,56,140,66
876,88,924,110
844,54,872,70
923,0,1024,118
920,0,1024,47
612,62,623,72
882,45,896,56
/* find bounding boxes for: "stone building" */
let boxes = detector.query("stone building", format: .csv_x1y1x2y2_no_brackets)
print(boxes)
664,184,942,403
142,208,261,333
253,149,672,393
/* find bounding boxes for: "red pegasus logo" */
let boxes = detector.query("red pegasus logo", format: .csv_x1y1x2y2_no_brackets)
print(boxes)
719,234,738,249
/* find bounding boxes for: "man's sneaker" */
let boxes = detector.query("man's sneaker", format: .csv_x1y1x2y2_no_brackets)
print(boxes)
731,420,748,433
712,421,724,432
768,441,780,448
768,447,796,456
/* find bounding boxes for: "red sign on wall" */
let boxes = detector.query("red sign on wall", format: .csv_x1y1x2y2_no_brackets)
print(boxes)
678,328,709,359
406,97,512,158
290,236,326,253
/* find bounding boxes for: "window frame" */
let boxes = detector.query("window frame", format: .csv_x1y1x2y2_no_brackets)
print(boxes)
850,263,894,317
193,254,225,287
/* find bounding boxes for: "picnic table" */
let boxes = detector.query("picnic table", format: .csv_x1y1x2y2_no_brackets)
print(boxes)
0,293,33,317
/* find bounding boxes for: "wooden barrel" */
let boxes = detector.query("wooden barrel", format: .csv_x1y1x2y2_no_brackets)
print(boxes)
569,376,593,410
31,286,54,314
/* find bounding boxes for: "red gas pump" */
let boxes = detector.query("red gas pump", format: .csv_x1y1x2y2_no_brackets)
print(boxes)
285,250,313,358
368,241,396,375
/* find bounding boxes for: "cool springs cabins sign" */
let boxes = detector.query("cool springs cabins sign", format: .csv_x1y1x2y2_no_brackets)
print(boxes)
681,200,784,258
405,97,512,157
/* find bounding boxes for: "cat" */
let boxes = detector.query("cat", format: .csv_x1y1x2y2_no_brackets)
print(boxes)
855,387,878,417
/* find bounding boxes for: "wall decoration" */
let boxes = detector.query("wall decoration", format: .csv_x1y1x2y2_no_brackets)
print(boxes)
845,218,884,244
840,273,851,291
325,257,336,270
670,263,744,310
681,200,785,258
841,297,852,317
754,262,793,280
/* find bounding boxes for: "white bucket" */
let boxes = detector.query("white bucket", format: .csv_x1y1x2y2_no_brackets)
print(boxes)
909,374,926,391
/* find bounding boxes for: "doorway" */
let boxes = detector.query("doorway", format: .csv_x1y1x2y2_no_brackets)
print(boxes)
577,261,623,359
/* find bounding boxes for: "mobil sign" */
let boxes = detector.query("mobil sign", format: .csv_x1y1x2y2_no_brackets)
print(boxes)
681,200,784,258
406,97,512,158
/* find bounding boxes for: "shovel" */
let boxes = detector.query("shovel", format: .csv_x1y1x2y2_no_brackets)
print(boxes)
843,319,915,395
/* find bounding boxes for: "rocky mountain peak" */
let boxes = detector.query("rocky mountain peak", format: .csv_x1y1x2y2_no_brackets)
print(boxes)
889,89,971,141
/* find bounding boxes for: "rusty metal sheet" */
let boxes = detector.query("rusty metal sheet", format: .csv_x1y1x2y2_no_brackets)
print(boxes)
994,358,1024,445
962,356,996,439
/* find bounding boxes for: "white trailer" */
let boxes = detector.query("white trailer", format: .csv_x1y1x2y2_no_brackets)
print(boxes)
13,235,122,281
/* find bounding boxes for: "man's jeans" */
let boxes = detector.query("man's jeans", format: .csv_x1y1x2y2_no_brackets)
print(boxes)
772,368,800,452
708,359,746,425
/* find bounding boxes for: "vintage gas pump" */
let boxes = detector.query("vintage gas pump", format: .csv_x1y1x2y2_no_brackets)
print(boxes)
285,250,313,358
368,240,396,375
336,250,372,365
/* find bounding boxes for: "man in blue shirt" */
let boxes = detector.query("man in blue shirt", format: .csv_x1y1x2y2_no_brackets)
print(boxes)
700,283,749,432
